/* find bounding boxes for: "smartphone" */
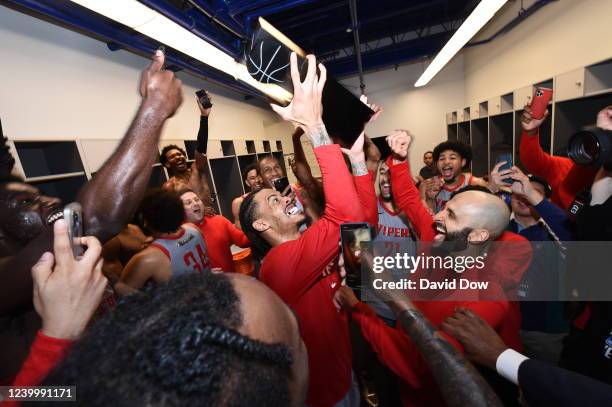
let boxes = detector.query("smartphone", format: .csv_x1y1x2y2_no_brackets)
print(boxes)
340,223,373,295
496,153,513,184
63,202,84,258
195,89,213,109
272,176,291,196
531,87,552,119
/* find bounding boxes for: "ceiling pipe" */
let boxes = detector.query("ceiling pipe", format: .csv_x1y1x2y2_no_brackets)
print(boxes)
230,0,318,33
186,0,246,38
348,0,365,95
466,0,554,47
137,0,241,57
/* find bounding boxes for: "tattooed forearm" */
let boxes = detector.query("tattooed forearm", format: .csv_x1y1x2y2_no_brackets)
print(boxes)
350,159,368,176
397,308,502,407
307,124,332,148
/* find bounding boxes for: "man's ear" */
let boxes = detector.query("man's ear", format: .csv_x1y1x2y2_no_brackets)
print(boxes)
461,158,467,169
252,219,270,233
468,228,490,244
163,162,171,169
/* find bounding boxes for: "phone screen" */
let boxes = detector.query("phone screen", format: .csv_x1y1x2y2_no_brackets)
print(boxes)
63,202,84,258
496,153,513,184
340,223,372,295
272,176,291,196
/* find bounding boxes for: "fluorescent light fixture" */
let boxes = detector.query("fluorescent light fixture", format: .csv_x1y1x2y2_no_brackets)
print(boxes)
414,0,507,87
68,0,293,103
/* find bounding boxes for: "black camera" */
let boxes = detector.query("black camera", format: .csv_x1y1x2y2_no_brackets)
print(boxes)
568,126,612,170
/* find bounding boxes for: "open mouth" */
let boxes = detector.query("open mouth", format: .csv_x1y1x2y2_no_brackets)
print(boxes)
284,202,301,216
441,166,453,179
47,210,64,225
433,222,446,242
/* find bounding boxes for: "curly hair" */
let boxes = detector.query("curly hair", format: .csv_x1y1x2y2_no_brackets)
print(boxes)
43,273,293,407
242,163,259,182
159,144,187,167
433,141,472,168
239,191,272,259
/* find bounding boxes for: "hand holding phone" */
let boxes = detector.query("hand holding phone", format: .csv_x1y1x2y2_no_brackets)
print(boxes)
196,89,213,109
340,223,372,296
494,153,514,185
530,87,552,120
63,202,83,258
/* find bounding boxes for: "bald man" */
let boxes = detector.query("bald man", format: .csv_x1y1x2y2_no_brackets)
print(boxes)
334,130,532,406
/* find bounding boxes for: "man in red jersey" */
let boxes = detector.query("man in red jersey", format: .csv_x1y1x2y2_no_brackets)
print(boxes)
239,53,371,407
335,130,532,406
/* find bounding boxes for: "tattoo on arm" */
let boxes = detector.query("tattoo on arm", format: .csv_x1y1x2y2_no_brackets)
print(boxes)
350,159,368,176
307,124,332,148
397,308,502,407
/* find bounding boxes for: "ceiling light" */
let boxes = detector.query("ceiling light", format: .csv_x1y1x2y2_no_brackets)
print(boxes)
414,0,508,87
68,0,293,103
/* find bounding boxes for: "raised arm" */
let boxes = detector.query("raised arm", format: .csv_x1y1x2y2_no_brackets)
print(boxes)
342,133,377,226
78,51,183,242
386,131,435,241
188,97,213,207
291,127,324,216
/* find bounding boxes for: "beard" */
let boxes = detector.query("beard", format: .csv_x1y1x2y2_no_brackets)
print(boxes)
431,227,473,256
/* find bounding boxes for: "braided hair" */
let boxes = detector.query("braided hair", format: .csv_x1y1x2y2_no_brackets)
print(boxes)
239,191,272,259
43,273,293,406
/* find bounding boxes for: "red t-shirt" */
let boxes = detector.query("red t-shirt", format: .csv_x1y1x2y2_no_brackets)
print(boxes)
194,215,250,273
259,145,367,407
519,129,597,209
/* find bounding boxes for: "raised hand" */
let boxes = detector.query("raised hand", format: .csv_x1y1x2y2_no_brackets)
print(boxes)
386,129,413,162
596,105,612,131
341,132,368,175
509,166,544,205
196,92,212,117
139,50,183,120
31,219,108,340
521,103,548,135
424,177,444,200
271,53,329,147
487,161,513,193
360,95,383,123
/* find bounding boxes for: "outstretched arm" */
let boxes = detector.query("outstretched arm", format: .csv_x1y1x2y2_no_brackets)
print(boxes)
291,127,324,217
79,51,183,242
188,97,213,207
0,51,182,315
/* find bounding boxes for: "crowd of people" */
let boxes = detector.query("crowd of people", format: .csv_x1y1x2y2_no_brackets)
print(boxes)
1,49,611,406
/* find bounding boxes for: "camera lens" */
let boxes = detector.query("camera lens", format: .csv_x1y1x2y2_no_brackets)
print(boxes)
568,126,612,166
568,131,600,165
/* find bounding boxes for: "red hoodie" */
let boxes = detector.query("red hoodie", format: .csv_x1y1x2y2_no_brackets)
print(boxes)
259,144,371,407
194,215,250,273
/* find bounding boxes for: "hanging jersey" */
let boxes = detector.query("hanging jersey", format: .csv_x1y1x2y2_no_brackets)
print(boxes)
434,174,473,213
149,224,211,277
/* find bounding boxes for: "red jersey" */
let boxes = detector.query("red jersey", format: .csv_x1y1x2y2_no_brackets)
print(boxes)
259,145,369,407
519,129,597,209
194,215,250,273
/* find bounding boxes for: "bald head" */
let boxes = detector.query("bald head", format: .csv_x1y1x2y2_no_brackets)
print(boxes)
434,190,510,245
451,191,510,239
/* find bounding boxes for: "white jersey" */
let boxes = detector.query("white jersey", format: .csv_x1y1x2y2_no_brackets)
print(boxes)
149,224,211,277
369,200,417,321
434,173,473,213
